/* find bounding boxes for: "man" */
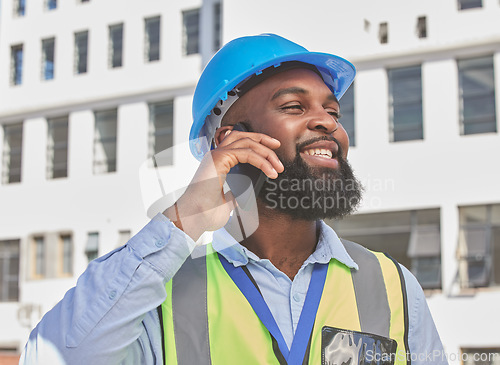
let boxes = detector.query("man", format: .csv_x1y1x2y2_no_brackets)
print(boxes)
21,34,447,365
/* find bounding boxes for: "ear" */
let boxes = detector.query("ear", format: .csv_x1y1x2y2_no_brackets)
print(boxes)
214,125,234,147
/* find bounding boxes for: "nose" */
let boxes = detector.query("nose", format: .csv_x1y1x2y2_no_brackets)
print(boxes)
306,108,338,134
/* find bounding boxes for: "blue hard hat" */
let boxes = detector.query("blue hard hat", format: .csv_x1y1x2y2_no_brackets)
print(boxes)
189,33,356,160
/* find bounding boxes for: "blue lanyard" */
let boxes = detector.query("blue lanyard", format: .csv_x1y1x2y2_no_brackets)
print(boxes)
218,254,328,365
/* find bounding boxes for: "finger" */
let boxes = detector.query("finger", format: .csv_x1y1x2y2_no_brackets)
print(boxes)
225,147,280,179
219,130,281,150
223,138,284,173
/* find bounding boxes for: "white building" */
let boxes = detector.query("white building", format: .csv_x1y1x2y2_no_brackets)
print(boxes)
0,0,499,363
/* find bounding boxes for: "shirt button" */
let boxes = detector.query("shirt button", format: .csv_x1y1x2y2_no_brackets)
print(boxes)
109,290,117,300
155,239,165,248
293,293,301,302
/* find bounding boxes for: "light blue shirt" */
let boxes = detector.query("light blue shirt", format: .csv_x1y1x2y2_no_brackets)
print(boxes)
20,214,448,365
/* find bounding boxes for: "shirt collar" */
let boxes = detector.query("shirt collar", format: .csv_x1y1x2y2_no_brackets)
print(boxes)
211,220,359,270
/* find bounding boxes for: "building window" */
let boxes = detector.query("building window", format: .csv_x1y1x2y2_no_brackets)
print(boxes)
2,123,23,184
118,230,131,247
11,45,23,86
183,9,200,55
379,22,388,44
33,236,45,278
461,348,500,365
41,38,55,80
109,23,123,68
145,16,160,62
388,65,423,142
46,116,68,179
46,0,57,10
213,2,222,51
458,0,483,10
93,109,117,174
149,101,174,164
458,204,500,288
340,84,355,146
458,56,497,135
416,16,427,38
60,234,73,275
329,209,442,290
74,31,88,74
14,0,25,16
364,19,371,32
86,232,99,262
0,240,20,302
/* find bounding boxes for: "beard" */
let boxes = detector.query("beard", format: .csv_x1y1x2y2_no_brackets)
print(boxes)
258,137,363,221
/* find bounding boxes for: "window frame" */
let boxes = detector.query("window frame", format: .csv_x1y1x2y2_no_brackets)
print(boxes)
328,209,442,290
59,234,73,276
10,44,24,86
109,23,124,68
2,123,23,185
213,2,222,52
182,8,200,56
388,65,424,142
14,0,26,17
416,16,427,39
46,116,69,179
379,22,388,44
144,16,161,62
458,55,497,135
340,83,355,146
117,230,131,248
148,100,174,164
93,109,118,174
407,223,442,289
74,30,89,74
41,37,55,81
32,236,46,279
0,239,20,302
458,204,500,288
457,0,483,10
45,0,57,11
85,232,99,262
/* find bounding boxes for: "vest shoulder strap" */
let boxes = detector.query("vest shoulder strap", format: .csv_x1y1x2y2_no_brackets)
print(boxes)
170,244,211,365
341,239,410,362
341,239,392,337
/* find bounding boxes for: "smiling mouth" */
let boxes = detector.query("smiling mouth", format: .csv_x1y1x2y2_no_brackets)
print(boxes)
302,148,333,159
298,138,339,161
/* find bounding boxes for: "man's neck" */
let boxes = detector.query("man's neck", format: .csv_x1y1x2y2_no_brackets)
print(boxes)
232,203,319,280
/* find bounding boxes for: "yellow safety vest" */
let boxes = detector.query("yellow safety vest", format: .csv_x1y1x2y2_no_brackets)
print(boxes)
160,240,409,365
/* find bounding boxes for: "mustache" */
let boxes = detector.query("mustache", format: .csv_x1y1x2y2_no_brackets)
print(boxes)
295,135,344,158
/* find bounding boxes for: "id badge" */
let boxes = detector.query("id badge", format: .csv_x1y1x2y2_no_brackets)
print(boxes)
322,326,398,365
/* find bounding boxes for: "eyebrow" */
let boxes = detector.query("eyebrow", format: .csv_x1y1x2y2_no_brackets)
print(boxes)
328,93,339,103
271,87,308,101
271,86,339,104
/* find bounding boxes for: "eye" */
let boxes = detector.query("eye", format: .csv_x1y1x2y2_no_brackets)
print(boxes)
281,104,304,114
327,111,341,120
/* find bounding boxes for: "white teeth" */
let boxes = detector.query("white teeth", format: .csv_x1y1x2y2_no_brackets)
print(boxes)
304,148,333,159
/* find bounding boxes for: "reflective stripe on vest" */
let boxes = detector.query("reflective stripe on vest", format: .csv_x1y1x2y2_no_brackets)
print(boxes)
160,241,409,364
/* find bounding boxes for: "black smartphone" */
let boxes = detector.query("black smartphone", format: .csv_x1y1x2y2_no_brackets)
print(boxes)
225,123,267,210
